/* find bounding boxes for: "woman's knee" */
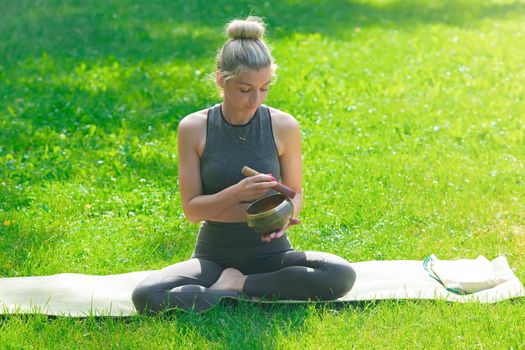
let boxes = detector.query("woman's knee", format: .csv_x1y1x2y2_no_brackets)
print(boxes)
319,255,357,299
131,284,149,314
328,262,356,298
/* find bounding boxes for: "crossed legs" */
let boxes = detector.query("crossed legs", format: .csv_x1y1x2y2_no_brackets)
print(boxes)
131,258,234,313
132,250,356,313
240,250,356,300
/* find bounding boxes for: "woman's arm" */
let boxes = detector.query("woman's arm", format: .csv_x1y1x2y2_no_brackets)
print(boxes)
177,112,236,223
273,108,303,217
261,108,303,242
177,111,277,224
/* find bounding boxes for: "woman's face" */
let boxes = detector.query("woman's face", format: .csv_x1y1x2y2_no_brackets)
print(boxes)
219,66,273,114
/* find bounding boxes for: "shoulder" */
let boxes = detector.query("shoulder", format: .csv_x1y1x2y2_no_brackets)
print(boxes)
178,108,209,134
266,106,301,156
266,106,300,133
177,108,209,155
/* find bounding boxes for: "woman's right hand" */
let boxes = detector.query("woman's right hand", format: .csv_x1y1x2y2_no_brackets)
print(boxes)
234,174,277,202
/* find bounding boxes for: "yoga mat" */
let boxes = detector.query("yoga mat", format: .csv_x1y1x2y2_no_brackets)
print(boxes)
1,259,523,317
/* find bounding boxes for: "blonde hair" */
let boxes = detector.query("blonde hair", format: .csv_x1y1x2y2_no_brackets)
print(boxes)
216,16,277,82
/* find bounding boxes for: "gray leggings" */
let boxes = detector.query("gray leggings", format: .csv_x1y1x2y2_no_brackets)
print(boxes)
132,221,356,313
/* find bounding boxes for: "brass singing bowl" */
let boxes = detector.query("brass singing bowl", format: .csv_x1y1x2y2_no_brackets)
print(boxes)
246,194,294,234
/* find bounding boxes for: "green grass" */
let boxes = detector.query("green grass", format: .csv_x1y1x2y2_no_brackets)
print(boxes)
1,0,525,348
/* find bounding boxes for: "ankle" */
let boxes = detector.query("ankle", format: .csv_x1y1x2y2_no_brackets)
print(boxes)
236,275,247,292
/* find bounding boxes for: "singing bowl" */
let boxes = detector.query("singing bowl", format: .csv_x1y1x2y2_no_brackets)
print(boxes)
246,194,294,234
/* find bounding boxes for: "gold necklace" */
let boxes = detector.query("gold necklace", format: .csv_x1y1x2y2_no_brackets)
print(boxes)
220,106,255,142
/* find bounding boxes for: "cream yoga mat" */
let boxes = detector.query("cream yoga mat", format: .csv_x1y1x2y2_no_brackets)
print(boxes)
1,257,523,317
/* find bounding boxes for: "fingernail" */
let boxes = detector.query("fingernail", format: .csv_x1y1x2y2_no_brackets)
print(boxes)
271,176,276,181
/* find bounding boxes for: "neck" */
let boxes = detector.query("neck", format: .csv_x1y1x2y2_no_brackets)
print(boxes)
221,100,257,125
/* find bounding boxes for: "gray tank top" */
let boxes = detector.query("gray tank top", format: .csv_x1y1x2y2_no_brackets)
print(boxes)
200,103,281,196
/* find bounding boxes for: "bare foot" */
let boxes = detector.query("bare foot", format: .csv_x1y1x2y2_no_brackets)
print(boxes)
209,268,247,292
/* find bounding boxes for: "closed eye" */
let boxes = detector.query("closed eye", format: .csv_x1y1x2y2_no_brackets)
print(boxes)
240,88,269,93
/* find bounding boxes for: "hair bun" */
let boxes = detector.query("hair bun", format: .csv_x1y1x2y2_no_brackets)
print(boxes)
226,16,266,40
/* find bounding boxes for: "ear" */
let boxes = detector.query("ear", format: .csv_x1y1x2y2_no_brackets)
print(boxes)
215,71,225,88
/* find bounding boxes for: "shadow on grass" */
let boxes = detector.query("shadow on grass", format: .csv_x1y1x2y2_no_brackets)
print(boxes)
2,0,524,135
0,302,334,347
2,0,525,65
2,298,522,347
0,77,213,132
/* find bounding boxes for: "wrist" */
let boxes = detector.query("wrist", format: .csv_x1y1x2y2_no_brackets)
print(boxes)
230,182,243,203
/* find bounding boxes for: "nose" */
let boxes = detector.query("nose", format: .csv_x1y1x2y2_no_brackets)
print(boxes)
249,91,259,104
249,90,263,106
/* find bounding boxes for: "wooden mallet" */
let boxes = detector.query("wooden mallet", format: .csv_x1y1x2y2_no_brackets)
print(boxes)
241,166,296,199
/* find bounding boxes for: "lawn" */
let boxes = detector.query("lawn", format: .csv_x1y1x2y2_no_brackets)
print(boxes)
1,0,524,348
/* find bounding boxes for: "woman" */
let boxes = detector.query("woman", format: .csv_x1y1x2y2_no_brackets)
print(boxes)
132,16,356,313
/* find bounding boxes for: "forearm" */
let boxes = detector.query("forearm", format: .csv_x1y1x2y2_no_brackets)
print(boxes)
183,184,241,223
206,202,252,222
291,191,303,218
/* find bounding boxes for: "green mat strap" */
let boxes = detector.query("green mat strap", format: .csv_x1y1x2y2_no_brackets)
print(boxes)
423,255,467,295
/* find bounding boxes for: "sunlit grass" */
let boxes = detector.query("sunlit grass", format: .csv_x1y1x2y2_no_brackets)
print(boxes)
1,0,525,348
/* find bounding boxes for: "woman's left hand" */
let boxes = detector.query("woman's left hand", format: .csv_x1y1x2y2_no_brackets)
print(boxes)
261,217,301,243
